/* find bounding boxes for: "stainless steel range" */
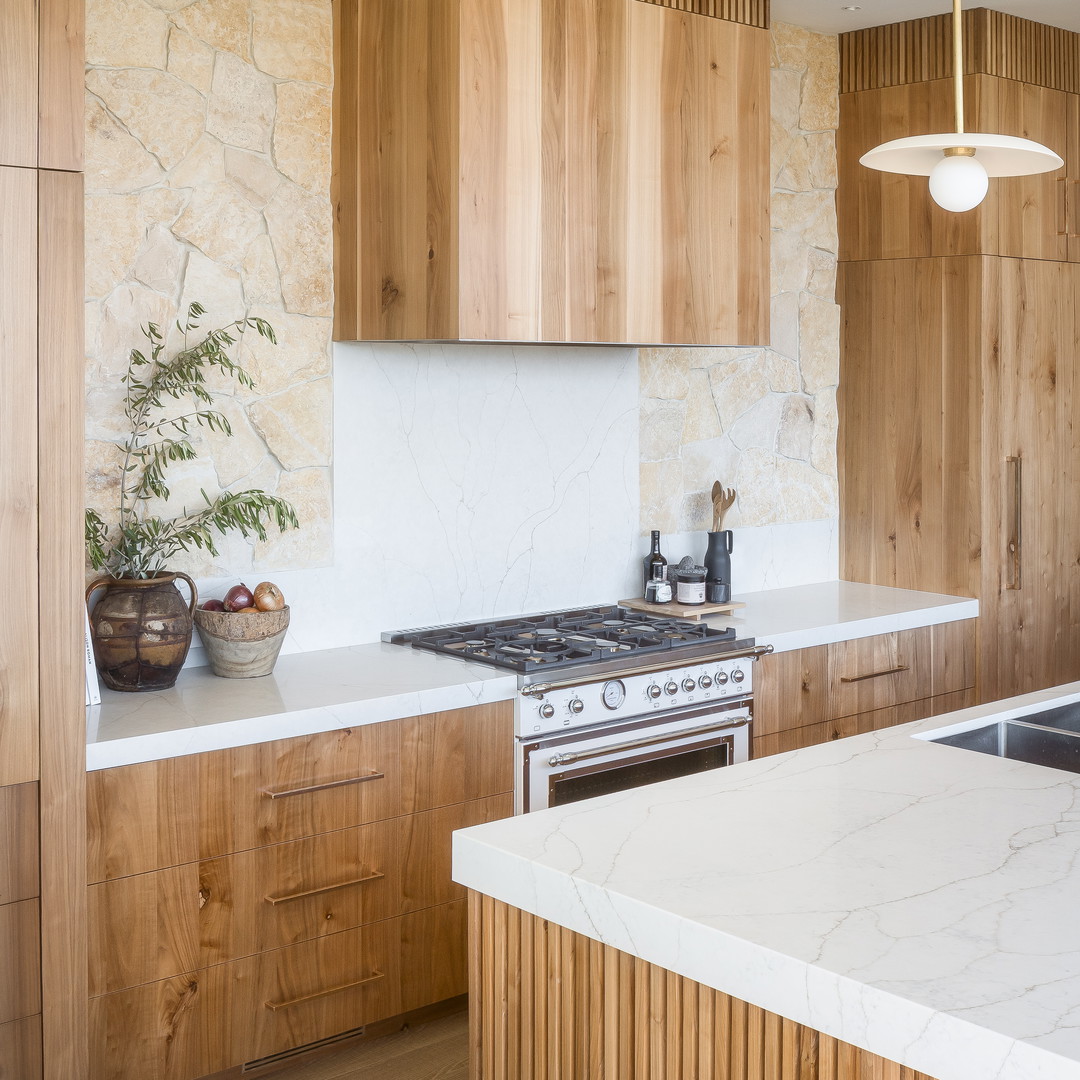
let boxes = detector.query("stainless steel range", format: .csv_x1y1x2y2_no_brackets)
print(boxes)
385,605,771,813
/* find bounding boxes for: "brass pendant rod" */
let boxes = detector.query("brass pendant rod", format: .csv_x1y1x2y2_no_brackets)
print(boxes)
953,0,965,134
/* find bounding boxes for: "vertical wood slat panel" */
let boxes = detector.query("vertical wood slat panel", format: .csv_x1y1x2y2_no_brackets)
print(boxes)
634,0,769,30
470,894,943,1080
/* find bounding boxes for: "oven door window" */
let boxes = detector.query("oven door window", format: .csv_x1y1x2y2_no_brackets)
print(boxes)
549,738,732,808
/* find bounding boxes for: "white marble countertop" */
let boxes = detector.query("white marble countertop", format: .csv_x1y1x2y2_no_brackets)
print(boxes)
85,581,976,772
453,685,1080,1080
86,642,516,771
717,580,978,653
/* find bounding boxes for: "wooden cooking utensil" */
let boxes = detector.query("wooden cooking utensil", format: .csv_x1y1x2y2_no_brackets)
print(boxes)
711,481,736,532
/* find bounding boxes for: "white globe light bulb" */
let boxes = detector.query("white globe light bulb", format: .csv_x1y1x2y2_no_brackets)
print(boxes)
928,153,989,212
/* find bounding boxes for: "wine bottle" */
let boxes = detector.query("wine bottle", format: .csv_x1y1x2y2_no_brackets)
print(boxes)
642,530,667,594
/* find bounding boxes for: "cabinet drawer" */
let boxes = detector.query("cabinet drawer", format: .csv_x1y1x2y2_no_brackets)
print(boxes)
89,795,510,995
0,1014,42,1080
88,902,468,1080
826,628,932,718
0,899,40,1023
0,782,38,904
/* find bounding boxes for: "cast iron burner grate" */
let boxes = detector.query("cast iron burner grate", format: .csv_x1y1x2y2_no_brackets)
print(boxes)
389,606,738,673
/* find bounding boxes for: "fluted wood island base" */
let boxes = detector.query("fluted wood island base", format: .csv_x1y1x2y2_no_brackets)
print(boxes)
468,894,938,1080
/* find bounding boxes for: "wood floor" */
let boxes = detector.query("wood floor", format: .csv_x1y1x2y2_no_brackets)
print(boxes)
262,1010,468,1080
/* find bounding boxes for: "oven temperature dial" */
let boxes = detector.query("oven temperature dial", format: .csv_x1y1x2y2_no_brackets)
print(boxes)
732,668,746,684
568,698,585,714
539,703,555,719
601,680,626,710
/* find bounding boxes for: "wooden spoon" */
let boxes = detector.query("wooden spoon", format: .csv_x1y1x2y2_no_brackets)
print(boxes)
711,481,736,532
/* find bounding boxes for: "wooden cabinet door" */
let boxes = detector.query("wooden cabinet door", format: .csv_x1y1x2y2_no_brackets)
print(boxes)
0,899,41,1024
0,0,37,167
0,167,39,788
827,628,933,718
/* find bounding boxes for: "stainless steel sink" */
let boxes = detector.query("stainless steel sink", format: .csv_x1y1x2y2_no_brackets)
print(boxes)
928,702,1080,774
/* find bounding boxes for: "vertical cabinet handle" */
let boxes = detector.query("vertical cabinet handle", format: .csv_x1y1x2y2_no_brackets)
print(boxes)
1006,455,1022,590
1058,178,1080,240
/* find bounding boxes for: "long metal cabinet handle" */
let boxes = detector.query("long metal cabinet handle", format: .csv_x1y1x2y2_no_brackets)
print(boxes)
264,870,385,906
839,665,909,683
1006,455,1022,590
1057,178,1080,239
264,970,385,1011
261,770,384,799
547,719,743,767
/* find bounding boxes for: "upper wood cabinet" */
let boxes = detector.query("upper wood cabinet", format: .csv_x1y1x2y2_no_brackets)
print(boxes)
332,0,769,346
837,10,1080,263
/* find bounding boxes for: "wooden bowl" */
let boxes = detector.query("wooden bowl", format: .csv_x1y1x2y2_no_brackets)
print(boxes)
193,605,290,678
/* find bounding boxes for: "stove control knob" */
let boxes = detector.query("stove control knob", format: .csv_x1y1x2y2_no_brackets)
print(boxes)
698,674,713,689
715,670,729,685
647,683,663,700
664,680,679,696
539,703,555,719
732,668,746,684
681,678,696,693
568,698,585,714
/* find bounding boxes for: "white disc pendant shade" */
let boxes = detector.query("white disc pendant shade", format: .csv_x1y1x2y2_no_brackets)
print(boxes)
860,133,1063,178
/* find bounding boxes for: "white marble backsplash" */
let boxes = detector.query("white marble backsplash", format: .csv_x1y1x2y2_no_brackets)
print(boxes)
190,341,641,657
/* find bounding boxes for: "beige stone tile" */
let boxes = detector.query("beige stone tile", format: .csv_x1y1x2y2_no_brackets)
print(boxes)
168,133,227,189
639,460,683,535
207,50,276,153
679,437,741,501
84,439,126,519
765,353,800,393
254,467,333,570
728,394,785,452
799,35,840,133
806,248,837,302
805,131,838,189
776,135,813,193
811,387,838,476
178,250,247,323
682,368,723,443
770,228,807,296
240,306,332,397
777,395,814,460
769,290,800,361
241,233,283,308
678,490,714,534
132,224,186,295
86,68,204,170
94,284,176,377
171,0,253,61
172,180,264,269
264,182,334,317
166,26,215,94
798,294,840,393
771,189,838,253
639,347,690,400
707,356,771,431
248,378,332,470
252,0,333,85
273,83,332,194
86,0,168,68
770,21,814,71
201,397,271,488
85,97,165,195
225,147,282,208
640,399,687,463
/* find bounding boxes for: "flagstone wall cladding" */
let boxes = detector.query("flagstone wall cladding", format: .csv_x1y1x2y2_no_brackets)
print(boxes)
640,22,840,534
84,0,334,574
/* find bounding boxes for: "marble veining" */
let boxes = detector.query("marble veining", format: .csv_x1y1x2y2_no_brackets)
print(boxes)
453,687,1080,1080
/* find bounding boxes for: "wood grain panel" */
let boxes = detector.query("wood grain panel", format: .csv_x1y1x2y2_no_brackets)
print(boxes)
0,899,41,1024
37,166,86,1080
470,893,940,1080
89,903,468,1080
0,0,37,167
87,755,199,883
0,167,39,788
827,627,933,718
753,645,828,737
930,619,976,697
39,0,84,170
840,9,1080,95
0,1014,43,1080
635,0,769,30
0,783,39,905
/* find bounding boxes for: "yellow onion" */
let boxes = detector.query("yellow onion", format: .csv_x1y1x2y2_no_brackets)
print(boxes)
253,581,286,611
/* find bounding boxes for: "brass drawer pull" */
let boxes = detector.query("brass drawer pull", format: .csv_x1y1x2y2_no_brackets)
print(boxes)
264,970,385,1012
264,870,385,906
840,665,909,684
262,770,384,799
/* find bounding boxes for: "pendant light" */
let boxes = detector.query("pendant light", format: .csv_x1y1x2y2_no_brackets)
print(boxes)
859,0,1063,212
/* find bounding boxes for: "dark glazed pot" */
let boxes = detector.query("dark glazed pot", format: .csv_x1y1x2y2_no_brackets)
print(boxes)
86,572,198,692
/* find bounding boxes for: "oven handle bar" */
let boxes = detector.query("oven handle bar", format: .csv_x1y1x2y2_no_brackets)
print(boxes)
521,643,774,698
547,718,746,767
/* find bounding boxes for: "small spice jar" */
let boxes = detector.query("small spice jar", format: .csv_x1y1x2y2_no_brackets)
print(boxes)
645,564,672,604
675,566,707,605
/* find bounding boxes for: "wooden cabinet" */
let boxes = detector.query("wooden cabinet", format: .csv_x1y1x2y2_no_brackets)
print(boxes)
86,702,513,1080
753,623,976,759
332,0,768,346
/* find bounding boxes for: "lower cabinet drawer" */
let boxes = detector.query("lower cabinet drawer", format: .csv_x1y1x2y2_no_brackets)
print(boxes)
88,901,468,1080
0,1014,42,1079
89,795,509,995
0,899,40,1024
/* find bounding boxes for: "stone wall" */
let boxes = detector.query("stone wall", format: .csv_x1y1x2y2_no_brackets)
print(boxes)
640,22,840,535
84,0,334,574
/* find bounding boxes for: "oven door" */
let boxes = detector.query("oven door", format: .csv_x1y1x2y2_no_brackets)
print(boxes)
520,699,750,813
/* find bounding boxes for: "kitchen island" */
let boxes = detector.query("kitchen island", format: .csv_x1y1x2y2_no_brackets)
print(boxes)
453,683,1080,1080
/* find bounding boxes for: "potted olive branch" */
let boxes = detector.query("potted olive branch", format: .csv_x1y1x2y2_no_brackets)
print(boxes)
85,302,300,692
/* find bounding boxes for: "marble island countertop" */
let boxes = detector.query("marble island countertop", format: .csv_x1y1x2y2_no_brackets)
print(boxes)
452,684,1080,1080
86,580,977,772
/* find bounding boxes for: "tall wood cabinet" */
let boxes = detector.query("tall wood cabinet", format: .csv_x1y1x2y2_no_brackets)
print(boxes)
0,1,86,1078
837,10,1080,702
332,0,769,346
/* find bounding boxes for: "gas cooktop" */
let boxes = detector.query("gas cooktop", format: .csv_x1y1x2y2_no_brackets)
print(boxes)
385,605,743,674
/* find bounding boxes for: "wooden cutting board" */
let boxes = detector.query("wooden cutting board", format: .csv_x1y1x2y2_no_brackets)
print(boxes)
619,597,745,621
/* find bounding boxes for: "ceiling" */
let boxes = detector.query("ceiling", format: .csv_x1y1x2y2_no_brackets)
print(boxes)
771,0,1080,35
